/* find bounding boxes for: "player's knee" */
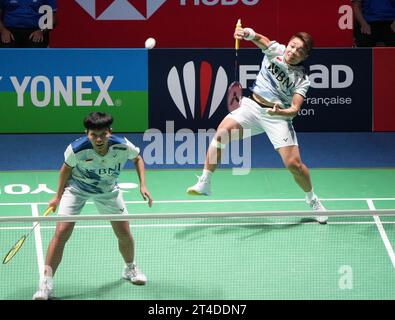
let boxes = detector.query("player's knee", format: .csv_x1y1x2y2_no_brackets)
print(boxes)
54,223,74,242
210,137,227,150
285,158,303,173
55,231,72,242
115,230,133,243
215,128,231,143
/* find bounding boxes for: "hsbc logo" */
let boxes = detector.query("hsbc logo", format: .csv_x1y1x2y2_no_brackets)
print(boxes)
75,0,259,21
167,61,228,120
75,0,168,20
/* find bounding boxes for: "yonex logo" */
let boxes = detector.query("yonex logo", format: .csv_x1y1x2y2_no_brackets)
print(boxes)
75,0,168,20
167,61,228,119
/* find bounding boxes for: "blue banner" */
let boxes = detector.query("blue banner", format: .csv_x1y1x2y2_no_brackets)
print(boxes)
0,49,147,92
149,49,235,132
0,49,148,133
294,48,372,132
149,48,373,132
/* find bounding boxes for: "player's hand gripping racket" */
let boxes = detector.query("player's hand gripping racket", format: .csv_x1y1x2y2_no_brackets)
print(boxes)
2,206,55,264
227,18,243,112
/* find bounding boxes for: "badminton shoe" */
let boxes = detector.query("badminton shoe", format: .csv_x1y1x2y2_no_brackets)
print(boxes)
187,175,212,196
32,277,53,300
307,196,328,224
123,263,147,285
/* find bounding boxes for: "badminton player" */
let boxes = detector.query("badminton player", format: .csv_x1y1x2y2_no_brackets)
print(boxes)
187,26,327,224
33,112,153,300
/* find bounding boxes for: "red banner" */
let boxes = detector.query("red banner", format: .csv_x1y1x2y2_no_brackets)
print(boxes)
51,0,353,48
373,48,395,132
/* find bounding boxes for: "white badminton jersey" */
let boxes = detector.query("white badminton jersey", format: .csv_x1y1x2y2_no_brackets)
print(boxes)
251,41,310,108
64,135,140,193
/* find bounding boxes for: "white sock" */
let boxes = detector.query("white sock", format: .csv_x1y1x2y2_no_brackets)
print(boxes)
306,190,315,202
42,275,53,287
126,262,135,268
201,169,213,182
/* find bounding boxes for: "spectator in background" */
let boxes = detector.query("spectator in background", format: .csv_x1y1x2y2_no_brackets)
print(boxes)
352,0,395,47
0,0,57,48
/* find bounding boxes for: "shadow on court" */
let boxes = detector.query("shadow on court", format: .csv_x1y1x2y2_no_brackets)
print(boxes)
139,280,225,300
174,217,318,241
52,279,125,300
4,286,38,300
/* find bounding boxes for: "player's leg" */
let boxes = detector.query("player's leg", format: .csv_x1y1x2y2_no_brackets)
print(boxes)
110,221,146,285
44,221,76,276
111,221,134,264
186,117,242,196
95,189,146,285
186,117,242,195
32,222,76,300
277,145,312,192
206,117,243,171
33,187,86,300
277,145,327,224
187,97,262,195
45,187,86,275
263,115,327,223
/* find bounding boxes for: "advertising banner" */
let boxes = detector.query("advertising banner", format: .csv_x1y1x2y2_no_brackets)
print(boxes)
294,48,373,132
373,48,395,132
0,49,148,133
51,0,353,48
149,48,373,132
149,49,235,132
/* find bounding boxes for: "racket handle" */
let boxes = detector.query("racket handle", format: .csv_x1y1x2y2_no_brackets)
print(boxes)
43,206,55,216
235,18,242,50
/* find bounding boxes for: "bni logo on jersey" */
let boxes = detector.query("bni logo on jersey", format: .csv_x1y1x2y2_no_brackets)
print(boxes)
167,61,228,120
75,0,168,20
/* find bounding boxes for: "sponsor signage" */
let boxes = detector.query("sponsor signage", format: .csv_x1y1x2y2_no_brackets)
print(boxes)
0,49,148,133
149,48,373,132
51,0,352,48
294,48,373,132
373,48,395,132
149,49,238,131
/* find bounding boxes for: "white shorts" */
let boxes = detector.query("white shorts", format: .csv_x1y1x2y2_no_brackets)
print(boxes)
57,185,128,216
226,97,298,149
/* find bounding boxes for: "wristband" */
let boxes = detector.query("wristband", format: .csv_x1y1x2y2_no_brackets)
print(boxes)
243,28,256,41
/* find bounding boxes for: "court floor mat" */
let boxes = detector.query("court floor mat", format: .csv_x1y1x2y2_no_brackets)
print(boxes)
1,168,395,300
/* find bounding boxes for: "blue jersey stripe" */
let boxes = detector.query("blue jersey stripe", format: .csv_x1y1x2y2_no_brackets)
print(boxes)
109,135,127,146
71,137,92,153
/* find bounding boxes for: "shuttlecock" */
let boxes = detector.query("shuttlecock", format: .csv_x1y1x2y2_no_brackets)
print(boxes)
145,37,156,49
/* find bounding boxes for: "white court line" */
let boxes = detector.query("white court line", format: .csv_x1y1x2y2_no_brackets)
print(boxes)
1,197,395,206
367,199,395,269
31,204,45,280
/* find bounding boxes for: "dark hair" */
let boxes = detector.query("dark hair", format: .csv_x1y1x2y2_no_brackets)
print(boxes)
83,112,113,131
290,32,314,55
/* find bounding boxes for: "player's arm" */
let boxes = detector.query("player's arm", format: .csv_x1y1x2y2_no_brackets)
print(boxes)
48,163,73,210
268,93,303,118
234,27,271,50
133,155,153,207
